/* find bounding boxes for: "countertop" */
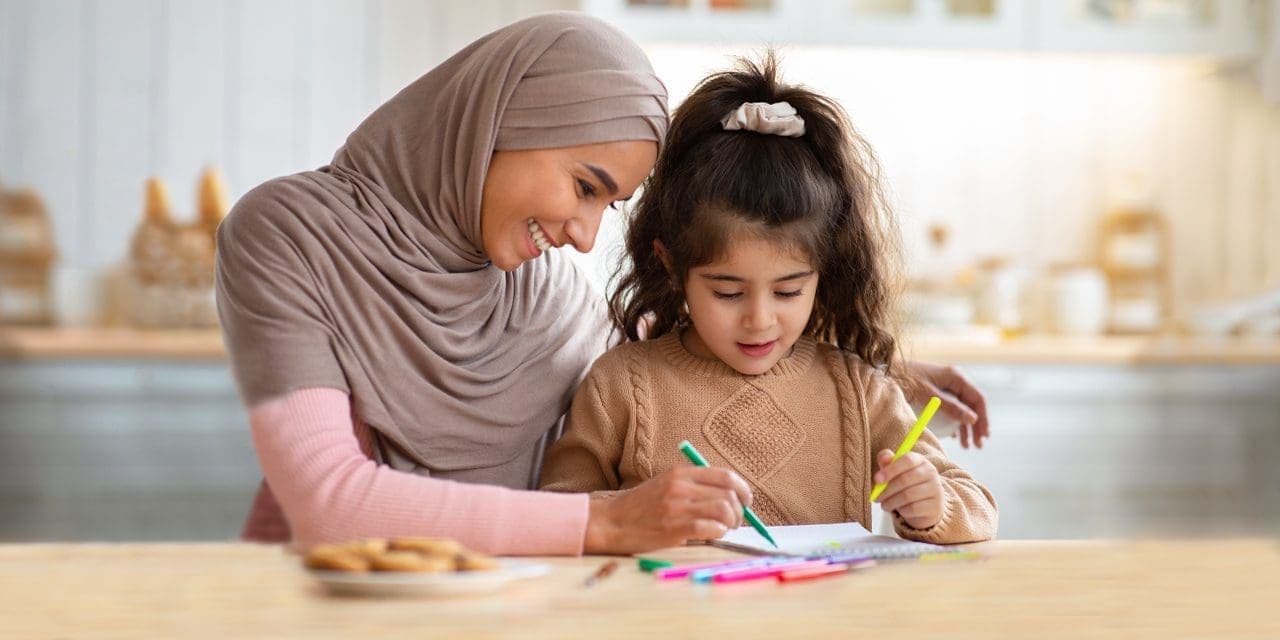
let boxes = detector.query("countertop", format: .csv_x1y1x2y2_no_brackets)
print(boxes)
2,326,1280,364
2,540,1277,637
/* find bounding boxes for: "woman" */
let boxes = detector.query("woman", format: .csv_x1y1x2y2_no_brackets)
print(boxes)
216,12,988,556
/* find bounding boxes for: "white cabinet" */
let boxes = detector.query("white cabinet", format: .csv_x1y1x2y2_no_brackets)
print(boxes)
1035,0,1261,59
582,0,1031,49
584,0,1268,60
942,362,1280,539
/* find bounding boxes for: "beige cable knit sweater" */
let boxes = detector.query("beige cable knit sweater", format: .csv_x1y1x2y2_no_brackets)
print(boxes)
539,332,997,544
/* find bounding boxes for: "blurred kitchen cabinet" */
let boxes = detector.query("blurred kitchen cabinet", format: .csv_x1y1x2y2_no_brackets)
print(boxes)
1034,0,1262,60
0,359,258,541
583,0,1265,60
944,362,1280,539
582,0,1031,49
1262,0,1280,102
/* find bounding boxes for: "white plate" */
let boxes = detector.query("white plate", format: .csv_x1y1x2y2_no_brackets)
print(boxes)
309,560,550,597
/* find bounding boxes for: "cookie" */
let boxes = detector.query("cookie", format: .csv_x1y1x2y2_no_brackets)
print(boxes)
370,550,454,573
343,538,390,560
387,537,463,557
304,544,372,572
454,552,500,571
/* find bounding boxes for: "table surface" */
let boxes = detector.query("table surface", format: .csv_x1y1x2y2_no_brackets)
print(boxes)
4,539,1279,638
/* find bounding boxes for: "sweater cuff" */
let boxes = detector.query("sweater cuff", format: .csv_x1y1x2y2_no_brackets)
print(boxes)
491,489,591,556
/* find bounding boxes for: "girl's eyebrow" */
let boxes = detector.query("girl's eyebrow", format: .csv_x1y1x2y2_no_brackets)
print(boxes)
582,163,619,195
700,270,815,283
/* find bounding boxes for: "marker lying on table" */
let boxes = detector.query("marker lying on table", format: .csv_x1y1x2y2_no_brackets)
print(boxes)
678,440,778,549
868,396,942,503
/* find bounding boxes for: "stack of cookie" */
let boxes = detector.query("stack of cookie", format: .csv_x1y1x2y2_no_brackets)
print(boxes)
304,537,500,573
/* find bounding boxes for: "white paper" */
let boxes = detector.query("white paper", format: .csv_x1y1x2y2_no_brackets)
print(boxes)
712,522,946,559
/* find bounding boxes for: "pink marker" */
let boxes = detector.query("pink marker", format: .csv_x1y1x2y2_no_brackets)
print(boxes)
653,557,780,580
711,559,830,584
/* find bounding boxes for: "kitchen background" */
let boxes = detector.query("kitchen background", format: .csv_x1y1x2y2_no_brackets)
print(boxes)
1,0,1277,541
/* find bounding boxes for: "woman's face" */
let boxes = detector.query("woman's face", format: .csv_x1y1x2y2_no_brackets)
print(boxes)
480,140,657,271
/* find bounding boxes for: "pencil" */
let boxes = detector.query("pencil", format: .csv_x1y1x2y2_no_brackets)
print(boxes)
868,396,942,503
677,440,778,549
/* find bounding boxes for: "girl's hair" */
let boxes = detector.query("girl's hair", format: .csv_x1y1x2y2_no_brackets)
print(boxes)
608,51,902,369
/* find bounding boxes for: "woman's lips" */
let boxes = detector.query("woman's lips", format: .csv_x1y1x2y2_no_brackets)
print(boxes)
737,340,776,358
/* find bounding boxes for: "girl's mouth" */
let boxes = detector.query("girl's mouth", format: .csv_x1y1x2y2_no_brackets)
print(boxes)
737,340,776,358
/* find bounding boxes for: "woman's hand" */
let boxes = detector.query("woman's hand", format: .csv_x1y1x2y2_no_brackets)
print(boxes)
902,360,989,449
583,466,753,555
873,449,943,530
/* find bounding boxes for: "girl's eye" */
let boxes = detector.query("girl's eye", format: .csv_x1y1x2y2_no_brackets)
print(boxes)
577,178,597,199
776,290,804,298
712,291,742,300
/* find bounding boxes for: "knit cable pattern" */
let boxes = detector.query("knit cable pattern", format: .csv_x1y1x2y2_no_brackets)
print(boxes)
627,344,657,478
826,349,868,525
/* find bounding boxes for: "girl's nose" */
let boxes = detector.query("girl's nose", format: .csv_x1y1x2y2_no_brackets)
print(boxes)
564,208,605,253
744,297,774,330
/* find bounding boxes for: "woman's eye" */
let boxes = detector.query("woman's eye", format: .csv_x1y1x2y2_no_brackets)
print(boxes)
712,291,742,300
776,290,803,298
577,178,597,198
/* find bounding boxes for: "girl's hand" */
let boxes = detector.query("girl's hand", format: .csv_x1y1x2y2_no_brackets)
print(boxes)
583,466,752,554
902,360,989,449
873,449,943,530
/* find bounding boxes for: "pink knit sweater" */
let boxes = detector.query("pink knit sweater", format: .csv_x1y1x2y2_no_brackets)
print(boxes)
241,387,590,555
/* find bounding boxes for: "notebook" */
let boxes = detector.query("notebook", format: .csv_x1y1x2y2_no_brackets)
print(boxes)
704,522,954,560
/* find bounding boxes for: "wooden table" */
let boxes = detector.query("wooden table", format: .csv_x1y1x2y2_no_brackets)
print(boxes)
3,540,1278,638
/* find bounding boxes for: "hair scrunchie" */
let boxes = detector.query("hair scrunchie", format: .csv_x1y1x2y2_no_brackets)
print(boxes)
719,101,805,137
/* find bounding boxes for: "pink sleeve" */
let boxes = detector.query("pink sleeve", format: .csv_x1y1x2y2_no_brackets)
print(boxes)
248,387,590,555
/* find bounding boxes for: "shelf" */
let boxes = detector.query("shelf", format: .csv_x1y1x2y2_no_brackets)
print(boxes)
902,332,1280,365
582,0,1261,59
0,327,225,360
2,326,1279,365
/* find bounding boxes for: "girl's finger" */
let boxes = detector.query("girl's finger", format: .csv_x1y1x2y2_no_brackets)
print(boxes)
895,497,940,524
880,480,937,514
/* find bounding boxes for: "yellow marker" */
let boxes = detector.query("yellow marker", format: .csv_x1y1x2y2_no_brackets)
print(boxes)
869,396,942,503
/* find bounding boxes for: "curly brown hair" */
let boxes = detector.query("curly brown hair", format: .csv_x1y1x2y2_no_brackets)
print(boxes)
608,51,902,369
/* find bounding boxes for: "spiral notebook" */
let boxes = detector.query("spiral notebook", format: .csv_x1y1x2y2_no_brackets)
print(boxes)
705,522,954,560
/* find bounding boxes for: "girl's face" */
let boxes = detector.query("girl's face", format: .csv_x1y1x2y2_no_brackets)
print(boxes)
480,140,657,271
681,235,819,375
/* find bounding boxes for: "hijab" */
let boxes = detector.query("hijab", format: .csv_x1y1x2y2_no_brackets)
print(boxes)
216,12,668,488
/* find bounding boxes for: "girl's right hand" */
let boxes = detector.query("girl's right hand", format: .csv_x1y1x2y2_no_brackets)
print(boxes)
583,466,753,555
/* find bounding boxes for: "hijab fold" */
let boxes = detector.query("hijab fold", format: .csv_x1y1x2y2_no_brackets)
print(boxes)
216,12,668,487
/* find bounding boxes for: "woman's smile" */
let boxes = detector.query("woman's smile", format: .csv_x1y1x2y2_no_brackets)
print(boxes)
527,218,555,254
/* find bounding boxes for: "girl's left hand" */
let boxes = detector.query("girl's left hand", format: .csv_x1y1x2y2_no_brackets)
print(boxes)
873,449,943,530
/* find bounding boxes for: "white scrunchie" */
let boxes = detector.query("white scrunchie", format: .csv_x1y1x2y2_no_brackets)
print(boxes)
720,101,805,137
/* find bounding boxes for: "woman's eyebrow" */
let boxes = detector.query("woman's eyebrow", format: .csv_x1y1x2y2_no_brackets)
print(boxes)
583,163,619,195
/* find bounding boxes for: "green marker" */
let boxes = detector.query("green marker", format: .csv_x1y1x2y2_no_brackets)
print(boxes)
637,557,673,572
678,440,778,549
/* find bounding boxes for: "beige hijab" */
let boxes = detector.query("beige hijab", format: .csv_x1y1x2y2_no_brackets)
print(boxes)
215,12,668,489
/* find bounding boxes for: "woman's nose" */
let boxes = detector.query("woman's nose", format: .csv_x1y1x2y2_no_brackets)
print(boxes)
564,208,605,253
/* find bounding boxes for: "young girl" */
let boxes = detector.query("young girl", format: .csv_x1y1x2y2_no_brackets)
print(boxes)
539,54,996,544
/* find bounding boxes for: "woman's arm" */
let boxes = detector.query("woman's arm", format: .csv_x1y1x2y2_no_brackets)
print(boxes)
251,387,590,555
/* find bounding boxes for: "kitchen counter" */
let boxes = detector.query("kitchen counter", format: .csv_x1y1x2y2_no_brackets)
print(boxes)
2,326,1280,364
2,540,1277,637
